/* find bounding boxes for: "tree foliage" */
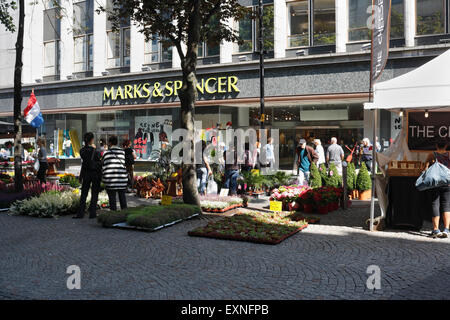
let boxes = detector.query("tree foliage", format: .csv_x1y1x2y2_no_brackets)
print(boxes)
309,162,322,189
0,0,16,32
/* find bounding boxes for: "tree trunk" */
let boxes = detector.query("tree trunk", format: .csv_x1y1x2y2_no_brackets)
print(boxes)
179,0,201,207
13,0,24,192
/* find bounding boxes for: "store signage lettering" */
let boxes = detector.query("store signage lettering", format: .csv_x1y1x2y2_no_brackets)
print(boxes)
408,111,450,151
103,76,239,101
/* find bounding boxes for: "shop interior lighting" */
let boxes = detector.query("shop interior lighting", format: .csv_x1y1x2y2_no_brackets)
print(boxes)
424,110,429,118
399,109,404,117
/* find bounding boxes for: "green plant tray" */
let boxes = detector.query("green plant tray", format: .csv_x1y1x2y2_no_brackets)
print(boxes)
201,204,243,213
188,224,308,245
112,213,199,232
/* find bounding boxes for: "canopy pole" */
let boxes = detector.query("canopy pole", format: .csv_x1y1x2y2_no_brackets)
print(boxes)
369,108,377,231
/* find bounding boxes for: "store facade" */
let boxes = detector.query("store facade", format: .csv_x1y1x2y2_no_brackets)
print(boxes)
0,46,445,169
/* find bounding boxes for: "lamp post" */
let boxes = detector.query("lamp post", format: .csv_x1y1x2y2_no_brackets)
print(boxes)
258,0,265,130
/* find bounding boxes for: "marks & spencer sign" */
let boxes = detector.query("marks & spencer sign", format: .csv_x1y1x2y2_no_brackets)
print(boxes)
103,76,239,101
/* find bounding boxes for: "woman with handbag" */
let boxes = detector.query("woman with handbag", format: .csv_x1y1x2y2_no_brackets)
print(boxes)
102,136,128,211
36,138,48,183
425,139,450,238
73,132,102,219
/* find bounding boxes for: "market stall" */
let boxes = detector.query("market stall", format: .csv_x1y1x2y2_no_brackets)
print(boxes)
365,49,450,230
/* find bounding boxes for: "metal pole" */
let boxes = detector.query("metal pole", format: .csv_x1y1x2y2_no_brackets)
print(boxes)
259,0,265,130
369,108,377,231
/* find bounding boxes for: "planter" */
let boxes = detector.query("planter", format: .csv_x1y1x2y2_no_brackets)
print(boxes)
317,205,328,215
303,203,313,213
358,190,372,200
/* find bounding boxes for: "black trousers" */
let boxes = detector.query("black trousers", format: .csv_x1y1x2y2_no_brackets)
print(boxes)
76,174,101,218
107,189,127,211
37,161,48,183
428,186,450,218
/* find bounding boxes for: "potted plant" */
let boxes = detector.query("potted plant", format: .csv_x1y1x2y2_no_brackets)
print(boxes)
309,162,322,189
326,163,342,188
346,162,357,199
356,162,372,200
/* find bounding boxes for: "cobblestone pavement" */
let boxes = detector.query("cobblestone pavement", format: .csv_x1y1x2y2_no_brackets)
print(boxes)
1,197,450,300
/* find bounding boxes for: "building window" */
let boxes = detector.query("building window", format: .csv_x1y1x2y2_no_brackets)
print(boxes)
288,0,335,48
198,41,220,57
106,0,130,68
313,0,336,45
348,0,371,42
237,11,253,52
257,4,275,51
43,5,61,76
390,0,404,39
288,1,309,47
144,37,173,64
416,0,445,35
73,0,93,72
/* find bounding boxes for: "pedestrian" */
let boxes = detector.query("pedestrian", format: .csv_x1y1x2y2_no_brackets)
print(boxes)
196,140,212,195
361,138,373,171
425,139,450,238
123,139,136,192
252,141,261,170
296,139,319,185
314,139,326,165
223,145,240,195
326,137,344,176
263,137,275,170
102,136,128,211
73,132,102,219
36,137,48,183
241,142,253,172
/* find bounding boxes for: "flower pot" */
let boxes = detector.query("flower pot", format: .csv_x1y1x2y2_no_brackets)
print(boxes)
359,190,371,200
317,206,328,214
303,204,313,213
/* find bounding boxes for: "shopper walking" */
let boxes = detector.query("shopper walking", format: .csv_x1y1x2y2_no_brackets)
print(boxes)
326,137,344,176
361,138,373,171
296,139,319,185
196,140,212,195
36,138,48,183
425,139,450,238
73,132,102,219
102,136,128,211
314,139,326,165
223,146,240,195
123,139,136,192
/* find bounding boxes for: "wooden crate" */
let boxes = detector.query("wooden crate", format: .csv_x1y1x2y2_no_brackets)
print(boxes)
387,161,424,177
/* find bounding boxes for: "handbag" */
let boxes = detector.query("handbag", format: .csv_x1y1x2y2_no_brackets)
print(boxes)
345,145,356,163
415,153,450,191
206,175,218,195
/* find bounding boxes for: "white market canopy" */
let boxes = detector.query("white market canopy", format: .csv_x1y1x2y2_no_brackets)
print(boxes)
364,49,450,110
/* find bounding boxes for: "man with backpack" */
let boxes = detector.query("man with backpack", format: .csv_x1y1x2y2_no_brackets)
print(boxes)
73,132,102,219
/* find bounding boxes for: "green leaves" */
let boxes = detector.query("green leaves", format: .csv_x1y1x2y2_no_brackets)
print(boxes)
356,162,372,191
0,0,17,32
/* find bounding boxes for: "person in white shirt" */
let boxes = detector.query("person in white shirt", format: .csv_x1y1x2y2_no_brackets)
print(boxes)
313,139,326,165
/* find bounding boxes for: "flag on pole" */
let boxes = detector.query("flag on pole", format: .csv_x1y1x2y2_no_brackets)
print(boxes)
24,91,44,128
370,0,392,85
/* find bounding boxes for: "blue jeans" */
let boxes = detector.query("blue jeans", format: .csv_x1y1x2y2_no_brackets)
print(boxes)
224,169,239,195
197,167,208,195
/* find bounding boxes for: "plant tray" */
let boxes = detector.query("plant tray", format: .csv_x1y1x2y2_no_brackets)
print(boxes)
112,213,199,232
201,203,243,213
188,224,308,245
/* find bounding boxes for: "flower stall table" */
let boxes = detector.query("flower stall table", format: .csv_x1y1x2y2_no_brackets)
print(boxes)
386,176,429,230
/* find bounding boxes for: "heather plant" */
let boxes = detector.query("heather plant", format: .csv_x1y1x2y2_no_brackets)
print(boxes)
326,163,342,188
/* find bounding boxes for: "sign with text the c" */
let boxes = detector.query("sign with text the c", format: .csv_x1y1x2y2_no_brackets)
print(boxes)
407,111,450,151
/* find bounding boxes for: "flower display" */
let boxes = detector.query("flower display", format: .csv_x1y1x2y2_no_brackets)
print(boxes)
199,195,244,213
269,185,310,202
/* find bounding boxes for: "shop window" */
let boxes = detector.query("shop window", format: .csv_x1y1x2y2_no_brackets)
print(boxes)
416,0,445,35
313,0,336,45
43,5,61,76
73,0,93,72
348,0,371,42
144,37,173,64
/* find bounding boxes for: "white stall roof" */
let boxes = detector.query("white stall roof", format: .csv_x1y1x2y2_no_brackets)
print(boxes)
364,49,450,110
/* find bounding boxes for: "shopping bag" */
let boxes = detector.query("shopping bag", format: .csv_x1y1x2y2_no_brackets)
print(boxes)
33,160,40,172
206,176,218,194
415,161,450,191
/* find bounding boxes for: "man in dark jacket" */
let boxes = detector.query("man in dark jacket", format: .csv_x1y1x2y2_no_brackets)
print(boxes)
73,132,102,219
296,139,319,185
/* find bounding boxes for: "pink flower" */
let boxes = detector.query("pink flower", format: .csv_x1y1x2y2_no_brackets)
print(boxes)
329,171,333,176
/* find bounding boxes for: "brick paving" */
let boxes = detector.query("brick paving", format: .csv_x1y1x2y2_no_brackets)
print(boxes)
1,196,450,300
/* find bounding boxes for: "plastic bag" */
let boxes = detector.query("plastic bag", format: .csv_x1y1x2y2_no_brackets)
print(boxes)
34,160,40,172
415,161,450,191
206,175,218,194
